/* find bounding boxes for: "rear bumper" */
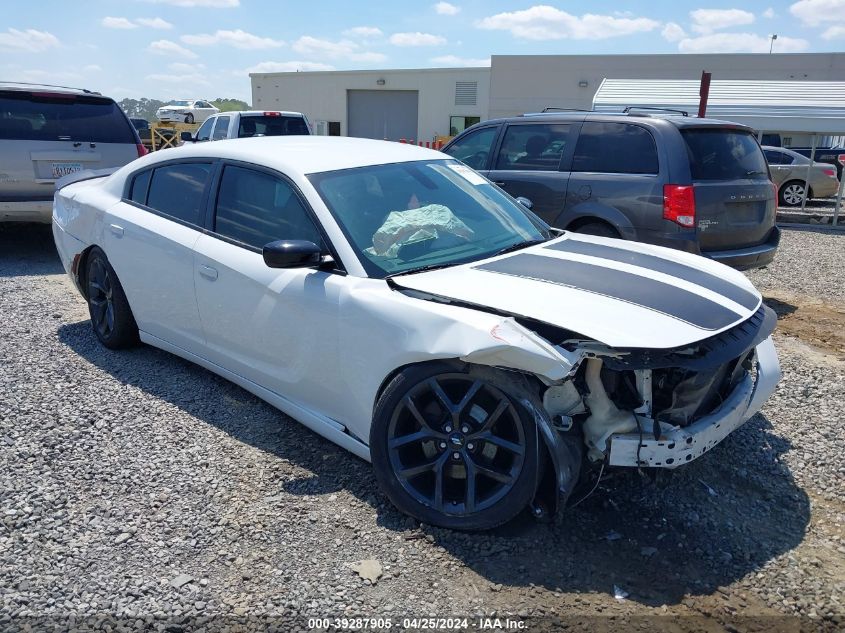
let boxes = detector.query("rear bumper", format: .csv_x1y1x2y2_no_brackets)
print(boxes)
1,200,52,223
608,336,780,468
811,179,839,199
703,226,781,271
52,219,87,295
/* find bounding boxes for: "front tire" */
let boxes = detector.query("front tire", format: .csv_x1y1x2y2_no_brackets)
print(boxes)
779,180,808,207
184,113,195,124
85,247,139,349
371,363,539,531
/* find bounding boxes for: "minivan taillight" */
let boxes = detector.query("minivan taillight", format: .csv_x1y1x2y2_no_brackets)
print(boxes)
663,184,696,228
136,143,148,157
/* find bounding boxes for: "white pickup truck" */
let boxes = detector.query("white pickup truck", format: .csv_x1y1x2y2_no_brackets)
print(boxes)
180,110,311,143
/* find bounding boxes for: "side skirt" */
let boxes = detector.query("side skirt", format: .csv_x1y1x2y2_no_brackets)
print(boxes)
139,331,372,462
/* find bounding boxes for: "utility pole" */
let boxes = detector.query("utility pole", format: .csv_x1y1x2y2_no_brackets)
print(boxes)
769,34,778,54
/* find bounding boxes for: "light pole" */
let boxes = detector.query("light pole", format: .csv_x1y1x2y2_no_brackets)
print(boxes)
769,33,778,53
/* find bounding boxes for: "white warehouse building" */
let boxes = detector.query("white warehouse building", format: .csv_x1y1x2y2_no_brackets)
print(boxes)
250,52,845,145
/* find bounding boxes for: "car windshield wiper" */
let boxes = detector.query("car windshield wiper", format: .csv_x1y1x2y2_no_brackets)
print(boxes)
387,261,463,278
490,238,548,257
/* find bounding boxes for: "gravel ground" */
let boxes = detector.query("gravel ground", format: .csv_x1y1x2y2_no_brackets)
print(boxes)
0,224,843,632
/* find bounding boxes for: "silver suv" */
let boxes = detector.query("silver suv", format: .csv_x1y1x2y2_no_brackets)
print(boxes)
0,82,144,223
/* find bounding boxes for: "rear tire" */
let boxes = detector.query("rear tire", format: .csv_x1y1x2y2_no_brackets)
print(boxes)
184,113,195,124
371,362,540,531
85,247,139,350
779,180,808,207
571,221,620,238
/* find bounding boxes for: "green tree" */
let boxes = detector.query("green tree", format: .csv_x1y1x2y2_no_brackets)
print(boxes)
211,98,250,112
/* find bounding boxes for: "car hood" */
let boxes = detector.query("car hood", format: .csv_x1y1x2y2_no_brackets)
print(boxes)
391,234,762,350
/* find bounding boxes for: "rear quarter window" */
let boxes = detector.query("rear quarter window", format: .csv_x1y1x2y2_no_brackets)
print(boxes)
682,129,769,181
0,91,135,143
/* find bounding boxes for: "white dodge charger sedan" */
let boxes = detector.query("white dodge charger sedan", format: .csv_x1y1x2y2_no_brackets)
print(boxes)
52,137,780,530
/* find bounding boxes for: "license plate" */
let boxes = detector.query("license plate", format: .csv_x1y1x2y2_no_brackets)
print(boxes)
51,162,84,179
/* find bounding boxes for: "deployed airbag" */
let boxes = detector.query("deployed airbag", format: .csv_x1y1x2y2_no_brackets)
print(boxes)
367,204,474,258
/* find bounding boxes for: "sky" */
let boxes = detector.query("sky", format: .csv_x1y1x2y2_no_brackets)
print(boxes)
1,0,842,103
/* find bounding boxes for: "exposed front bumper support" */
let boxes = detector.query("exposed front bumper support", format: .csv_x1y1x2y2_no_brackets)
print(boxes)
607,336,780,468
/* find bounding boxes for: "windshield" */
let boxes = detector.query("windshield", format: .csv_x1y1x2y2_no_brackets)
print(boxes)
682,129,769,180
309,160,550,278
168,100,191,107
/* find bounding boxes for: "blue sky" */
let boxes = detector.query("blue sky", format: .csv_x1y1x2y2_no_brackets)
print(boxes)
1,1,841,102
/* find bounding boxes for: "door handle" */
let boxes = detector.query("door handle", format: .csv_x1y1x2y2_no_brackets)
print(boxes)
109,224,124,237
198,264,218,281
494,181,506,186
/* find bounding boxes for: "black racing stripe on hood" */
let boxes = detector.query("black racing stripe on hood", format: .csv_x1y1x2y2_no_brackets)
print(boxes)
474,253,743,331
545,240,759,310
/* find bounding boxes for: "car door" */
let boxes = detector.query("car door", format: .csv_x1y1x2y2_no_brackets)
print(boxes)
211,115,231,141
485,122,575,226
561,121,662,235
441,124,501,173
192,162,346,412
104,161,213,352
763,149,788,186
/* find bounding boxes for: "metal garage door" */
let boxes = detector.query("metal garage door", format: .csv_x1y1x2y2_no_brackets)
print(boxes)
347,90,419,141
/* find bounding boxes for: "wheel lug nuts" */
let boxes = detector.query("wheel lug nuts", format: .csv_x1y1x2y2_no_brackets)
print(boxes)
439,442,447,449
461,426,469,433
444,425,452,432
452,452,460,459
467,443,474,450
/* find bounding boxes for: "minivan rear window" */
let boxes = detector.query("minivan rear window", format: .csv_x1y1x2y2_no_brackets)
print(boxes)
682,129,769,181
0,91,135,143
238,115,309,138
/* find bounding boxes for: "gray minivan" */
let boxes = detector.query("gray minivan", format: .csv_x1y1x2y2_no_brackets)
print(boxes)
442,112,779,270
0,82,144,223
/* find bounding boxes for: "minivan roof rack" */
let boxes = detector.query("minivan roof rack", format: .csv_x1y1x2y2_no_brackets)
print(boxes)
541,107,592,113
0,80,101,95
623,106,689,117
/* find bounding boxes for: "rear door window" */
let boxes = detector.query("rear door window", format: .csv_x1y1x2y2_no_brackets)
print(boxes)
0,91,135,143
494,123,571,171
146,163,212,225
682,129,769,180
213,165,323,249
442,126,499,170
237,115,309,138
572,122,658,174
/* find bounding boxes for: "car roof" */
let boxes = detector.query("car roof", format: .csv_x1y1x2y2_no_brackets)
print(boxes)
477,111,753,131
141,136,445,174
0,81,103,96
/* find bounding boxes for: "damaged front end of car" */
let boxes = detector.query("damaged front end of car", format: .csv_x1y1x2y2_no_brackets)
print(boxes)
460,303,780,516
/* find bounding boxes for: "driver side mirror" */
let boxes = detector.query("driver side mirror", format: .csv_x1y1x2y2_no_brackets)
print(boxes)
516,196,533,210
180,131,196,143
263,240,322,268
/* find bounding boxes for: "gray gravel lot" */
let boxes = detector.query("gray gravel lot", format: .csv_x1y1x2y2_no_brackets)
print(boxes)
0,224,843,632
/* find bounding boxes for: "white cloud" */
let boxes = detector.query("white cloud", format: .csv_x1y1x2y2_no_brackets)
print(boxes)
136,17,173,29
389,32,447,46
0,28,60,52
181,29,284,49
790,0,845,26
291,35,385,61
148,39,198,59
169,62,205,72
146,72,209,85
678,32,808,53
246,61,336,74
102,17,137,29
822,25,845,38
662,22,687,42
690,9,755,34
430,54,490,66
434,2,460,15
763,7,776,18
476,6,659,40
143,0,239,7
342,26,383,38
83,64,102,72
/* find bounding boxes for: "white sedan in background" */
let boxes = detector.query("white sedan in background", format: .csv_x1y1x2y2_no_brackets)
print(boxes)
52,137,780,531
155,99,219,124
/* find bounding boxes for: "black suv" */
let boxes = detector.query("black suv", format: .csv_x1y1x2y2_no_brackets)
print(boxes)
442,112,779,270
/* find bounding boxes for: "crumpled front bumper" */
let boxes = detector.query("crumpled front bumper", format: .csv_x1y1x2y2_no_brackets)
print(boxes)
607,336,780,468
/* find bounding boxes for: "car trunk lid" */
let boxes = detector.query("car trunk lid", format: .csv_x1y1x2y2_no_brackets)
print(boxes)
680,127,776,252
